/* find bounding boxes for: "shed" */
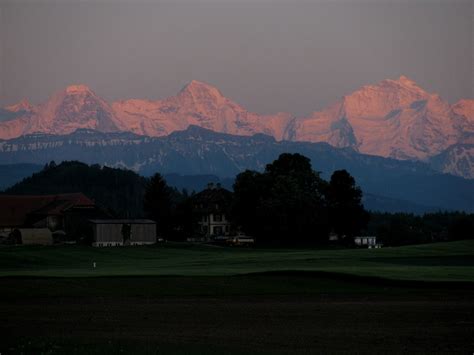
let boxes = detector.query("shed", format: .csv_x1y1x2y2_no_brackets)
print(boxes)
16,228,53,245
89,219,156,247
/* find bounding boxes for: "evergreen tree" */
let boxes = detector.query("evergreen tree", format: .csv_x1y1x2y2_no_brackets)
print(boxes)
327,170,369,243
143,173,173,236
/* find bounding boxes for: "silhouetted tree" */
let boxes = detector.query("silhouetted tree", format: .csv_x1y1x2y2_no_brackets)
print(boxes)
327,170,369,244
448,214,474,241
232,153,329,245
143,173,173,236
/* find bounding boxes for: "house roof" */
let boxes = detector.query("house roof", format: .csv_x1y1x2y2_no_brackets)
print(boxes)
191,186,233,214
0,193,95,227
192,187,233,204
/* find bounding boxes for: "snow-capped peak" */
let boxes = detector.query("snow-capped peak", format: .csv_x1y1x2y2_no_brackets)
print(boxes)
64,84,94,95
396,75,417,86
178,80,225,101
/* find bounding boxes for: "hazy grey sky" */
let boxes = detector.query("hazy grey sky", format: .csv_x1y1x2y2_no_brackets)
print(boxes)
0,0,472,116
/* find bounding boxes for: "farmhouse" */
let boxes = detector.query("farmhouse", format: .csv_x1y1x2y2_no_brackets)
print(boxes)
90,219,157,247
0,193,106,244
191,183,233,238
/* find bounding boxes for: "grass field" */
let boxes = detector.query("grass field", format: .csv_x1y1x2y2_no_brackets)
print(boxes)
1,241,474,354
0,240,473,281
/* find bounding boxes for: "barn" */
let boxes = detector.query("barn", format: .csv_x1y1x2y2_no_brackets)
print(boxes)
90,219,156,247
0,193,107,244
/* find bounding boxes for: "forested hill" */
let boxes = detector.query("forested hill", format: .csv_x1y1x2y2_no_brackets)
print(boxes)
3,161,148,218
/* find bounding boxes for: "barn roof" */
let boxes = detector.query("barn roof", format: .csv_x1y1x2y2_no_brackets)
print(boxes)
0,193,95,227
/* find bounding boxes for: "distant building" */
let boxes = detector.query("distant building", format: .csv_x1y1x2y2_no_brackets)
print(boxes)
354,235,379,248
191,183,233,238
90,219,156,247
0,193,106,243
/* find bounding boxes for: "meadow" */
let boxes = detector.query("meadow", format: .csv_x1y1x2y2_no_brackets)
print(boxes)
1,241,474,354
0,240,473,281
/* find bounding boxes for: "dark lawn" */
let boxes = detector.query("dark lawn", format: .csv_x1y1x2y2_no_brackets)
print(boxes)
1,240,474,282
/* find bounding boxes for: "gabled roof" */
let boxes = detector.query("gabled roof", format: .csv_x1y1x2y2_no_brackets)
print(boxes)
0,193,95,227
192,186,233,204
191,186,233,213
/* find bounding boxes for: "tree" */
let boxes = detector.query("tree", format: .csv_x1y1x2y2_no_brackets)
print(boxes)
143,173,173,236
327,170,369,243
232,170,268,238
232,153,329,245
448,214,474,240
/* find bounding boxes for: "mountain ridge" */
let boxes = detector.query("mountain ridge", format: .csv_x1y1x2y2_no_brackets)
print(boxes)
1,77,473,178
0,125,473,212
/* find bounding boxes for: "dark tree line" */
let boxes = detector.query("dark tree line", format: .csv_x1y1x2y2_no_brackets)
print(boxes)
6,158,473,247
366,212,474,246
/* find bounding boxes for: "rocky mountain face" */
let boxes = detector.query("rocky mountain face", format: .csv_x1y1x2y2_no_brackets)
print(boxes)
0,85,120,138
289,76,473,161
112,80,293,140
452,99,474,126
1,77,473,178
429,144,474,180
0,126,473,212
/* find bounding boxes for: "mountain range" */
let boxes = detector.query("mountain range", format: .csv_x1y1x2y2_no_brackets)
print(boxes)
0,126,473,212
1,77,473,178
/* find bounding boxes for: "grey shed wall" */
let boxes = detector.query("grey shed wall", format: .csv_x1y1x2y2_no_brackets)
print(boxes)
93,224,124,243
131,224,156,243
93,222,156,246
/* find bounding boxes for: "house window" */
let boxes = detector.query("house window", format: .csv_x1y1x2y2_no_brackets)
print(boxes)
214,214,222,222
213,226,223,236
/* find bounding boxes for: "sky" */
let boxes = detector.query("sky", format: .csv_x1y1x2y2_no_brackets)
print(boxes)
0,0,472,116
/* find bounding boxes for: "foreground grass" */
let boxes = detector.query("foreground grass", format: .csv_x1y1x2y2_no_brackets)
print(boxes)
0,240,473,281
